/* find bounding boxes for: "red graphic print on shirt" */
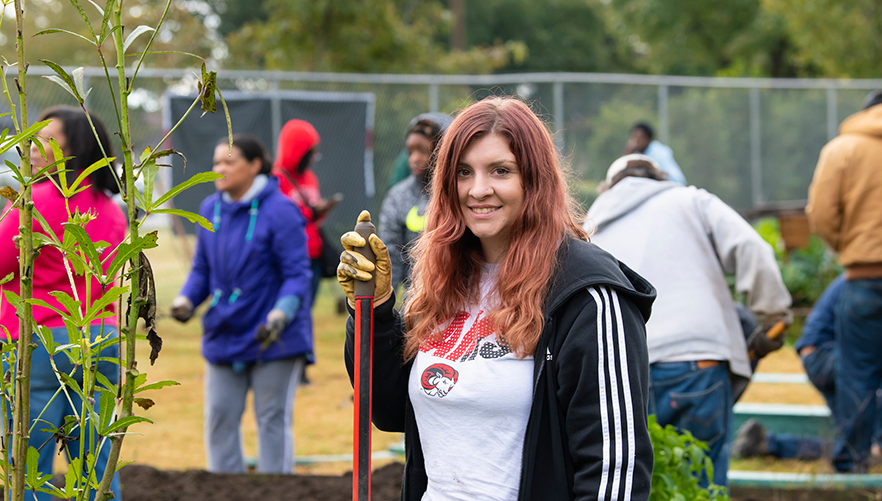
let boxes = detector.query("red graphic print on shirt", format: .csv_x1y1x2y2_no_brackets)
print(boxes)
420,363,459,398
420,310,511,362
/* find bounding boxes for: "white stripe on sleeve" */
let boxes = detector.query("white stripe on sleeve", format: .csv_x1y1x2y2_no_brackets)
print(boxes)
588,287,611,501
611,288,636,500
600,287,625,500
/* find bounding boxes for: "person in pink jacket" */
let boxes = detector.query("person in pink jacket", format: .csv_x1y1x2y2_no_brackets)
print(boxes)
0,106,126,500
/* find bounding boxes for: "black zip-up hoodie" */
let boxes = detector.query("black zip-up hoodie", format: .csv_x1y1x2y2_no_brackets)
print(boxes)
345,237,656,500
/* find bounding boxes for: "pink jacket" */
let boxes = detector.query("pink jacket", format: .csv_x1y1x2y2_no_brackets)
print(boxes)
0,182,126,340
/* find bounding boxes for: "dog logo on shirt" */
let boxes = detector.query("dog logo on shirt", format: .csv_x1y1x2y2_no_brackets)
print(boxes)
420,363,459,398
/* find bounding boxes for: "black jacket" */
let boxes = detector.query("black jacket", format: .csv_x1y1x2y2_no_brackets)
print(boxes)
345,238,656,500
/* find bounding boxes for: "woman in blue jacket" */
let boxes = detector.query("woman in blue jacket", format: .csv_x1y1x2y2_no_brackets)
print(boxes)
170,134,312,474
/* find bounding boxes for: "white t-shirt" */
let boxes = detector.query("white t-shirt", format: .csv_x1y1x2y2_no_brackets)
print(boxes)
409,265,534,501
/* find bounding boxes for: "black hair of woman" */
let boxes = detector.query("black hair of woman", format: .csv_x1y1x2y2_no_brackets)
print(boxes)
38,105,120,194
217,133,273,175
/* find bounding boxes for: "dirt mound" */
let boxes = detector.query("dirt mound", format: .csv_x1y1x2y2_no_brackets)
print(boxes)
116,462,403,501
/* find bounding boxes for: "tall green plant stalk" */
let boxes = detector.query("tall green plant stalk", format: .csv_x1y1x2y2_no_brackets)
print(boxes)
93,5,141,499
9,0,33,499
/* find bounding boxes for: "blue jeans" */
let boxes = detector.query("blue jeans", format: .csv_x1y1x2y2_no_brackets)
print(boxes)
764,343,834,460
833,278,882,472
648,361,732,488
26,325,123,500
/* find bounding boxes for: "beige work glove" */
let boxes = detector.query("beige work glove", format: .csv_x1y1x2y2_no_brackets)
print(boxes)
336,211,393,308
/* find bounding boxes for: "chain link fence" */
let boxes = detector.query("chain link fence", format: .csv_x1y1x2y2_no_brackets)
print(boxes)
4,68,881,226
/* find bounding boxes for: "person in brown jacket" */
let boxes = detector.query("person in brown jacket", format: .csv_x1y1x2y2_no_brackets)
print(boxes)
806,89,882,473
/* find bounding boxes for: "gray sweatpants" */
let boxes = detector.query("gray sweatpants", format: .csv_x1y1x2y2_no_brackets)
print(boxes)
204,357,305,473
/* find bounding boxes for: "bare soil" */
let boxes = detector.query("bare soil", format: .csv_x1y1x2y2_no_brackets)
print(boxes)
89,463,879,501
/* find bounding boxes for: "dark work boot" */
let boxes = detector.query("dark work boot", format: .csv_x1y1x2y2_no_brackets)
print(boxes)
732,418,767,459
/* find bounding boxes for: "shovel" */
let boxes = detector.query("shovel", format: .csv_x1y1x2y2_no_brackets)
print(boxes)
352,217,376,501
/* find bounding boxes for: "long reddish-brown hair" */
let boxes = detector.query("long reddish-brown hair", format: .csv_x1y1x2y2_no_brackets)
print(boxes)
403,97,588,360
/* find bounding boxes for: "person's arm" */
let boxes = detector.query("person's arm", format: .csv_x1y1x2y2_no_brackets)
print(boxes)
271,200,312,312
343,292,411,432
697,189,792,320
378,189,406,290
806,142,848,252
178,208,213,308
795,274,845,352
555,286,653,501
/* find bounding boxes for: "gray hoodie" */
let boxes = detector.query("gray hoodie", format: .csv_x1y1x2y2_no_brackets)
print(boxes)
585,177,791,379
379,174,429,289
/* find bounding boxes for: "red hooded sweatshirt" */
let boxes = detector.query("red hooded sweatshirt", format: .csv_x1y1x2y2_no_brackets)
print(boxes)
273,119,323,259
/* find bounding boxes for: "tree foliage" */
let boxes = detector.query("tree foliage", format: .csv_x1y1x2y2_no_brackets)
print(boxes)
222,0,524,74
5,0,881,78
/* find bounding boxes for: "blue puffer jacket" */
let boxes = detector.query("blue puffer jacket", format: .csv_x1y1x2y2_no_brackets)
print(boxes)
180,177,313,364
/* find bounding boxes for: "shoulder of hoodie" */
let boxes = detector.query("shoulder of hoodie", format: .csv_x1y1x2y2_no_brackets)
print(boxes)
384,175,421,204
547,237,656,321
825,106,882,152
258,181,305,225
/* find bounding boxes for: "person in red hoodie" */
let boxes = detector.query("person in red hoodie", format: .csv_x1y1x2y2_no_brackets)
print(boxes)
273,119,340,302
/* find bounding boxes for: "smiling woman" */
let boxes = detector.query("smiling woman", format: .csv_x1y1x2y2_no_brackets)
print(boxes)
337,96,658,501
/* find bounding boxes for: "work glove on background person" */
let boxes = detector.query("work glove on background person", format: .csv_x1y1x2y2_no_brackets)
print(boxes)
336,211,392,308
256,309,287,350
170,296,194,323
747,309,793,360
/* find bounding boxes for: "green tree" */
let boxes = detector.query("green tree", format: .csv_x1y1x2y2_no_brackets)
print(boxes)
465,0,629,73
223,0,524,73
763,0,882,78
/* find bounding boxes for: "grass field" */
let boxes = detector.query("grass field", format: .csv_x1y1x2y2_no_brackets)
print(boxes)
98,230,400,475
84,229,834,475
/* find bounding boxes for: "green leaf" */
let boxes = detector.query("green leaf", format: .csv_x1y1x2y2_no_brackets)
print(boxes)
24,297,67,320
62,222,103,275
98,388,116,432
70,157,114,194
32,28,94,44
71,67,91,101
94,370,116,394
64,458,81,498
151,208,213,232
48,137,68,193
106,231,159,277
35,325,58,355
125,50,204,60
26,446,39,485
0,272,12,286
139,147,159,210
0,119,52,156
198,63,217,115
67,0,98,41
56,371,85,400
84,286,127,321
4,159,25,187
153,171,223,208
40,60,83,103
100,415,153,436
32,207,60,243
216,87,233,150
122,25,155,52
48,291,84,324
134,379,180,394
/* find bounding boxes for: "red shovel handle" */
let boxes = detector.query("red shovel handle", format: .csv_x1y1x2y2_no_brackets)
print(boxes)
353,218,375,501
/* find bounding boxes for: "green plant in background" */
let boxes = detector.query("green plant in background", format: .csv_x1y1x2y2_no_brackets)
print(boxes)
649,415,730,501
0,0,229,499
753,217,843,308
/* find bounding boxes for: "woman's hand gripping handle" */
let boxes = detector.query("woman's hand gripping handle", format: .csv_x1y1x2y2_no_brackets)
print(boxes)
337,211,393,308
